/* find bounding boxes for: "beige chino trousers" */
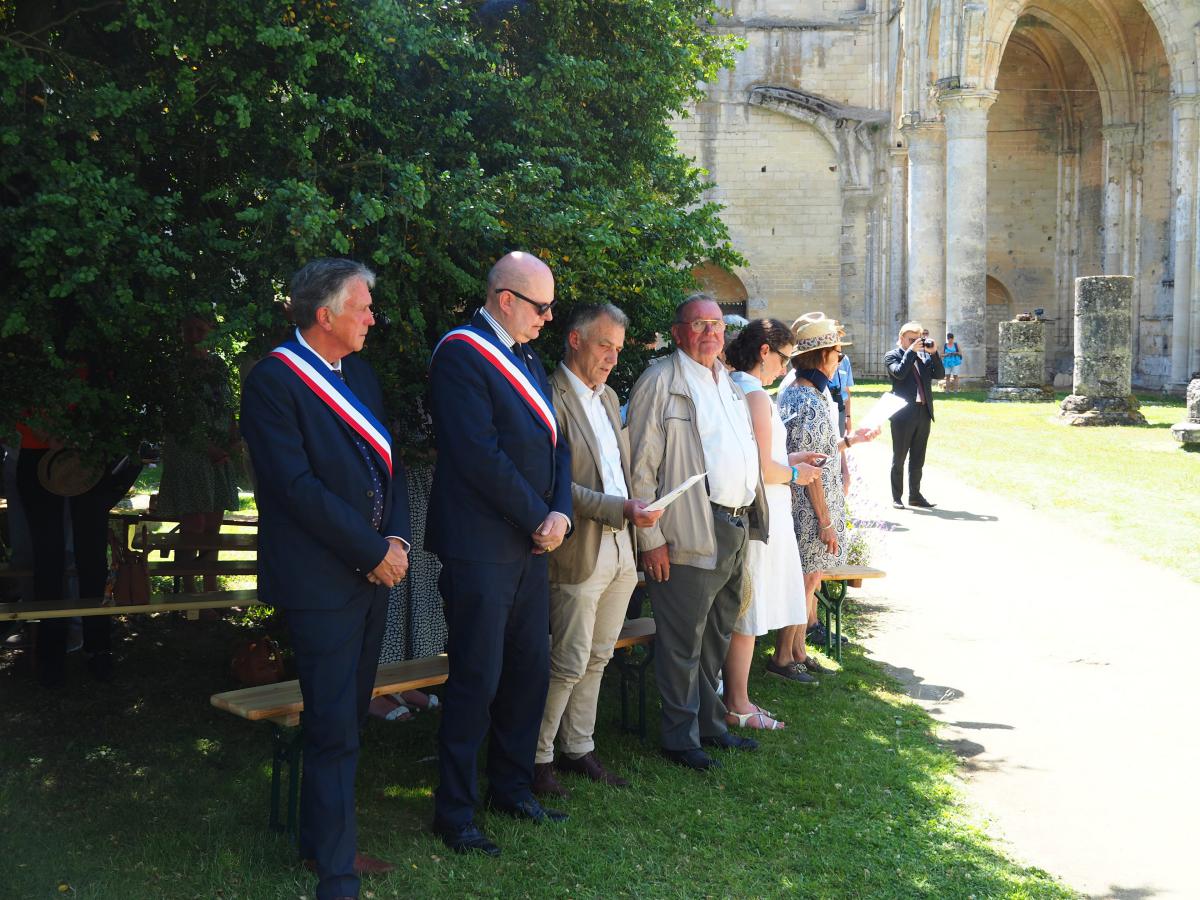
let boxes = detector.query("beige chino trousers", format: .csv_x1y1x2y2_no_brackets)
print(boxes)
536,529,638,763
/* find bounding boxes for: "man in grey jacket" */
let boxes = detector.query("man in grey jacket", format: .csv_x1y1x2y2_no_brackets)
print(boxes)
627,294,768,771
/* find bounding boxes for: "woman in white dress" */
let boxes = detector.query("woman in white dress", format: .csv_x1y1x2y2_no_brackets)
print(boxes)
722,319,824,729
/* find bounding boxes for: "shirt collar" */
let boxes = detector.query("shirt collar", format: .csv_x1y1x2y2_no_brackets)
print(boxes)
561,363,604,402
478,307,517,349
677,348,723,382
296,328,338,371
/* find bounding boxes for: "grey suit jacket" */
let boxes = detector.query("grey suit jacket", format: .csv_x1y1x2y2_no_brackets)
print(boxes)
547,365,634,585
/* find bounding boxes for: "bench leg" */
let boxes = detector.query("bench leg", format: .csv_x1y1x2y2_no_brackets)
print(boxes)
269,723,302,842
614,644,655,741
816,580,847,663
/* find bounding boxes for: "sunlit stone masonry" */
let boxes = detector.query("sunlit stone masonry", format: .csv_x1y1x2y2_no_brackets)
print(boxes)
988,318,1054,402
1170,376,1200,446
1060,276,1146,426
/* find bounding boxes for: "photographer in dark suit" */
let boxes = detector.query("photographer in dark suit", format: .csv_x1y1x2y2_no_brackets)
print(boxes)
884,321,945,509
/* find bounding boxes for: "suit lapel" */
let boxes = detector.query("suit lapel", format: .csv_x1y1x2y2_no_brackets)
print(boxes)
551,367,601,476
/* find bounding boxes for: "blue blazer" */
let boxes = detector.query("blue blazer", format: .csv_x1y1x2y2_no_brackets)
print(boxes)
425,312,572,563
241,351,411,611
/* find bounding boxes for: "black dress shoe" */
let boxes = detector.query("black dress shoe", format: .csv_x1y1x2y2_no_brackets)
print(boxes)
661,747,721,771
486,795,568,824
701,731,759,752
431,819,501,856
907,495,936,508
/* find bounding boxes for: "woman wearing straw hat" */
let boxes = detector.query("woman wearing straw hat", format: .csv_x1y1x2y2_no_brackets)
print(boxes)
776,314,878,668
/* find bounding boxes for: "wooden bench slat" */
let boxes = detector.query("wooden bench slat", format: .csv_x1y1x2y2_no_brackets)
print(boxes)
111,509,259,527
211,617,659,724
148,560,259,577
0,589,260,621
819,565,887,581
135,533,259,553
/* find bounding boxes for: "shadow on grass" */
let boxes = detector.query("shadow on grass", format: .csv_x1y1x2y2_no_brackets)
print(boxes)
0,614,1076,898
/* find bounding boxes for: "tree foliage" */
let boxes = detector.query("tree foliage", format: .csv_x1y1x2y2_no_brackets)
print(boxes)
0,0,739,458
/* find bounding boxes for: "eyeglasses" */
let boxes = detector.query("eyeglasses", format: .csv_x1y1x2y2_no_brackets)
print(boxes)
496,287,557,317
773,349,792,366
678,318,725,334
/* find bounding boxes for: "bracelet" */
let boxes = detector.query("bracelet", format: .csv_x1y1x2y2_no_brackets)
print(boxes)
789,465,798,484
819,521,832,530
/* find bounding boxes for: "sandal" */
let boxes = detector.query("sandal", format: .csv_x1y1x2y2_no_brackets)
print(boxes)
368,695,413,722
726,708,785,730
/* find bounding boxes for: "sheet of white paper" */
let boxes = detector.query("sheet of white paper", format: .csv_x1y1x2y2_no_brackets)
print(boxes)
645,472,707,513
857,392,908,432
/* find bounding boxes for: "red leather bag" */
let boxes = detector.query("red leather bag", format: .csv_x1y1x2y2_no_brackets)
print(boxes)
231,636,286,686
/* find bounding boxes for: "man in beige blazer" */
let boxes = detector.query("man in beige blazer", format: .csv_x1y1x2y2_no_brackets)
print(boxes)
533,303,663,798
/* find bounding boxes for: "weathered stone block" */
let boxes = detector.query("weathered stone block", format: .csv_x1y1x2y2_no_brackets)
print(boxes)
1060,276,1146,425
990,319,1053,402
1170,377,1200,445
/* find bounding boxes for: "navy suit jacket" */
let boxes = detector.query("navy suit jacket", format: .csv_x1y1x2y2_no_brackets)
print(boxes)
885,345,946,421
241,350,411,611
425,312,572,564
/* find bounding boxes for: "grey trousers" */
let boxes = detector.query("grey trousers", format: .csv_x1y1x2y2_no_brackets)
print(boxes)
646,509,748,751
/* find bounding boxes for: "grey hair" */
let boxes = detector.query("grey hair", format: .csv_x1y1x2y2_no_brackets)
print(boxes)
288,258,376,329
564,303,629,348
674,292,717,323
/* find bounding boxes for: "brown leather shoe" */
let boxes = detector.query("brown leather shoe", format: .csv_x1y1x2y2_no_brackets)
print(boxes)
557,751,630,787
532,761,570,798
302,851,396,876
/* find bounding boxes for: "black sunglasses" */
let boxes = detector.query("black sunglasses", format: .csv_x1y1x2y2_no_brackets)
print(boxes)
495,287,557,317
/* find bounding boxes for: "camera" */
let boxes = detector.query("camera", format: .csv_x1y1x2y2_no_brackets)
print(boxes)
921,338,935,349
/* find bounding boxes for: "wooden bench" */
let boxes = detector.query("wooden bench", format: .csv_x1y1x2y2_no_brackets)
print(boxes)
0,589,261,622
211,616,657,837
814,565,887,661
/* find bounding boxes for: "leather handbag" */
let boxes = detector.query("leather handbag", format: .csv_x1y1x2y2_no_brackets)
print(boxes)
231,636,286,686
106,527,151,606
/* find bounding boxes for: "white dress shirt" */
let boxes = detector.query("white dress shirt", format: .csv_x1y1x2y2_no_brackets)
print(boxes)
561,364,628,501
677,351,757,508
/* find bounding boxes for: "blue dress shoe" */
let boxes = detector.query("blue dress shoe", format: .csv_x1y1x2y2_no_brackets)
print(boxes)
432,819,501,856
486,795,568,824
661,747,721,770
701,731,759,752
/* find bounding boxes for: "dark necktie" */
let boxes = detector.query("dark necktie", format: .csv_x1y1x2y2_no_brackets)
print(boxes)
912,360,925,404
333,368,384,529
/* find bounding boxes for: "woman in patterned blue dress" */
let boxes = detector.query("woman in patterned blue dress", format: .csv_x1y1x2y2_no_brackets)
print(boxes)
777,313,879,657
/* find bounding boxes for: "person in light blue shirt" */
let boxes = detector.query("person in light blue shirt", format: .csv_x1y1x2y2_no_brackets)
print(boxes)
827,353,855,436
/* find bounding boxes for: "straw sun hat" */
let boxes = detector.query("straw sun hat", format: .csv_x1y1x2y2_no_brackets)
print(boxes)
36,448,103,497
790,312,852,354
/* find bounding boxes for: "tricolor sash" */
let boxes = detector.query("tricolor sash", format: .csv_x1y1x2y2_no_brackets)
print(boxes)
432,326,558,447
268,341,393,476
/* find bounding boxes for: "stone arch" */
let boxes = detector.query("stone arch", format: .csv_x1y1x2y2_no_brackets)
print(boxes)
985,276,1016,378
691,262,749,318
980,0,1186,98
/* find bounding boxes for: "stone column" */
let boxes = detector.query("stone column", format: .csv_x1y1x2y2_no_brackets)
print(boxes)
1170,376,1200,446
902,121,946,345
1101,124,1138,275
987,319,1054,402
1060,276,1147,425
888,146,908,332
940,89,997,387
1169,96,1198,388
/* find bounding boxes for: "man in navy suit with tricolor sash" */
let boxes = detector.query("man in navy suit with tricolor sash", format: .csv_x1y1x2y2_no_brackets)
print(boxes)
241,258,411,900
427,251,573,855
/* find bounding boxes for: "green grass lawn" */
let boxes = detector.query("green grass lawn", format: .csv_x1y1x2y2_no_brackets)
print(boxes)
0,614,1071,899
854,380,1200,584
